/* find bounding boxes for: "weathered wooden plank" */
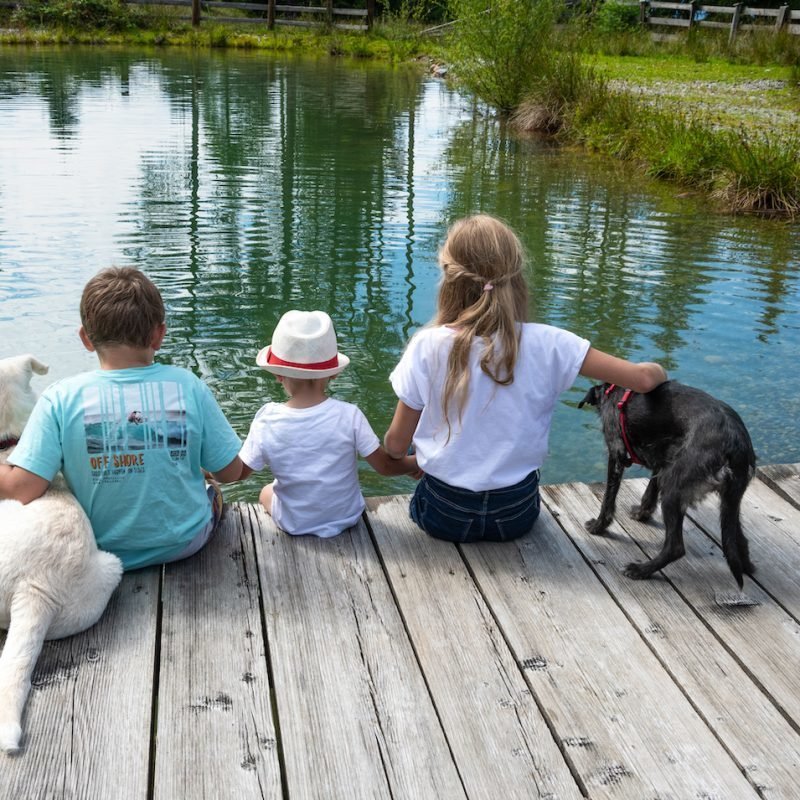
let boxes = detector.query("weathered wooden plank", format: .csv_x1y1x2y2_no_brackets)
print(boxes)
274,4,325,11
543,480,800,798
757,463,800,509
203,1,269,11
687,475,800,621
152,507,281,799
0,569,159,799
367,495,582,800
742,5,780,16
458,496,760,799
647,1,690,9
649,16,692,26
252,503,464,800
572,476,800,724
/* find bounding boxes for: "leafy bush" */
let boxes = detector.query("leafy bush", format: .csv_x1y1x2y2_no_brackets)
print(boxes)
447,0,561,111
13,0,134,30
593,1,639,34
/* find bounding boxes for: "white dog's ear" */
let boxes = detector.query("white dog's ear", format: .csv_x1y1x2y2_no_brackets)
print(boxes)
29,357,49,376
20,355,49,376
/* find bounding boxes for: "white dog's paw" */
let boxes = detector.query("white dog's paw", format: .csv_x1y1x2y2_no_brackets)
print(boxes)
0,721,22,754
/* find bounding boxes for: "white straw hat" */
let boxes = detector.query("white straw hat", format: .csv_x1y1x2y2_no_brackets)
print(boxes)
256,310,350,379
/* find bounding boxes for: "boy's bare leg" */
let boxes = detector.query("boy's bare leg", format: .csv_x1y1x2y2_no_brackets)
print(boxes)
259,482,275,516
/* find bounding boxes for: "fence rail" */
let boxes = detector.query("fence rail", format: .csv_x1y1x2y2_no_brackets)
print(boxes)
638,1,800,40
0,0,374,28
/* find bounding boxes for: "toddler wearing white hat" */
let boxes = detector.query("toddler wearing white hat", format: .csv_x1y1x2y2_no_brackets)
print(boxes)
239,310,420,537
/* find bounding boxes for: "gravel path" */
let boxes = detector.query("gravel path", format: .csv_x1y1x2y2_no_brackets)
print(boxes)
609,77,799,137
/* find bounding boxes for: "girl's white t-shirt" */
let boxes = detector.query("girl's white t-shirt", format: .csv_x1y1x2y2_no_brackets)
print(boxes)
390,324,590,491
239,397,380,538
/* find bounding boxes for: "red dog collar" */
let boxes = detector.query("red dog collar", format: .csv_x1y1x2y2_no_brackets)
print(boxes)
605,384,642,466
0,437,19,451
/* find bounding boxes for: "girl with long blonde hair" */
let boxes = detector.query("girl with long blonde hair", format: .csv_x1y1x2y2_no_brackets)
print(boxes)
384,214,667,543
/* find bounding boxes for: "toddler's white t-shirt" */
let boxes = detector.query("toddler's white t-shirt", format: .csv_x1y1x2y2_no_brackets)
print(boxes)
390,324,590,491
240,397,380,538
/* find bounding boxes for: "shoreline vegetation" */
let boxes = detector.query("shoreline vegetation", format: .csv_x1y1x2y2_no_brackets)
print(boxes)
1,0,799,217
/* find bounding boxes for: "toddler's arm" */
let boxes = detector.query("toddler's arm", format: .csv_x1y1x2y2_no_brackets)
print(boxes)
365,446,421,479
580,348,667,393
0,464,50,504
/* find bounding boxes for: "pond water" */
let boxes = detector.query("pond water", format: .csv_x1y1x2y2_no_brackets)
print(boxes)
1,47,798,501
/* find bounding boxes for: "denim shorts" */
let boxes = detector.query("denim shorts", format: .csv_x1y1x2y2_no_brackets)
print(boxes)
409,469,541,543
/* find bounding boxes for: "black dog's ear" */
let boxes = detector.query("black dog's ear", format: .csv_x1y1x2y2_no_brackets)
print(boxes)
578,384,603,409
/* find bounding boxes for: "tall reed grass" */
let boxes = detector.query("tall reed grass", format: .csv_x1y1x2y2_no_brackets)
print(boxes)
513,75,800,216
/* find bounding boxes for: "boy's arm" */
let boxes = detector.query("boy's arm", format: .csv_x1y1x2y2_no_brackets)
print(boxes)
210,455,246,484
364,447,422,479
0,464,50,504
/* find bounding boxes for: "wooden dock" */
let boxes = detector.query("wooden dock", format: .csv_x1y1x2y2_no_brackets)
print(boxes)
2,464,800,799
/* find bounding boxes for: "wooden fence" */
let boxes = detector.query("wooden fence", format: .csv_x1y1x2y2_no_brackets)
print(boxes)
638,1,800,41
0,0,374,29
130,0,373,29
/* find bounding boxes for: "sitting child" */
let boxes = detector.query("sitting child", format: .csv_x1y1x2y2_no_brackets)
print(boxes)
383,214,668,543
0,267,243,570
240,310,419,538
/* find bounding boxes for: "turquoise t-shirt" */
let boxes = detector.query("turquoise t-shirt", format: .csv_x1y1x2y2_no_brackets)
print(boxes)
9,363,241,570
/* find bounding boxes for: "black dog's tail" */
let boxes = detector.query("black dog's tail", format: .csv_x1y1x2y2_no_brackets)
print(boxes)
719,465,756,589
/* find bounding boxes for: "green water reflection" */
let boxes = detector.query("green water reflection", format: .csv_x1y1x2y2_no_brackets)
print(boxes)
1,48,798,502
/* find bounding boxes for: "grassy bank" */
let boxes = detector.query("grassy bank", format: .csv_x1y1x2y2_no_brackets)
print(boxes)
0,25,431,63
443,0,800,217
507,51,800,216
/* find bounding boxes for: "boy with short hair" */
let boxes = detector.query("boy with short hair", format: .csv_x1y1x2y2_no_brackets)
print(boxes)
0,267,243,570
240,309,419,538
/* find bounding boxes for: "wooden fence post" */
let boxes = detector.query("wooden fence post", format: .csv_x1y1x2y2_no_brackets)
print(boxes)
775,4,789,33
639,0,649,26
688,0,697,28
191,0,200,27
366,0,374,29
729,2,743,44
267,0,275,28
326,0,333,26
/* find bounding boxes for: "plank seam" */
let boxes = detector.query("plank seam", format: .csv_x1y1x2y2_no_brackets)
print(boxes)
455,542,590,798
543,485,798,787
360,508,470,799
147,565,165,800
240,503,292,800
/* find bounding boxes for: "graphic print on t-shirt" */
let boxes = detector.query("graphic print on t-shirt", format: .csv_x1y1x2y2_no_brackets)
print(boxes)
82,381,188,481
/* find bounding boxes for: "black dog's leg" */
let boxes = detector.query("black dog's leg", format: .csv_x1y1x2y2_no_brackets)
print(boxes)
719,482,754,589
630,474,659,521
624,492,686,580
586,456,626,535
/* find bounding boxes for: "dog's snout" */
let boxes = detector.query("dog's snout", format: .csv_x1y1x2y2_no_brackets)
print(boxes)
578,385,602,408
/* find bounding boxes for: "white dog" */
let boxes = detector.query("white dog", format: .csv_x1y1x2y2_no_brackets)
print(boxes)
0,355,123,754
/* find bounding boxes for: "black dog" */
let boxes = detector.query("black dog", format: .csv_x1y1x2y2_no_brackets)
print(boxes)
579,381,756,587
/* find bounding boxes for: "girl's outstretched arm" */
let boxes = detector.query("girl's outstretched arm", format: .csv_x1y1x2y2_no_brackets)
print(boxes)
383,401,422,459
579,348,667,393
